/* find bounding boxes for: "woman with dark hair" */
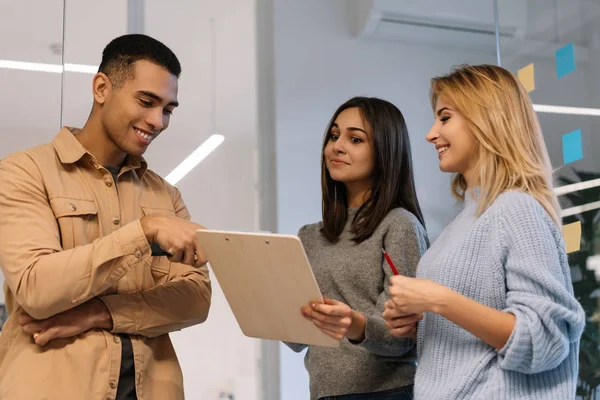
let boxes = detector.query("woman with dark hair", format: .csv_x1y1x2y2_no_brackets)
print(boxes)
285,96,429,400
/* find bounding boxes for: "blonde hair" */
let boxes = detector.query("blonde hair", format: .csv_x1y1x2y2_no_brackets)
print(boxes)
430,64,561,225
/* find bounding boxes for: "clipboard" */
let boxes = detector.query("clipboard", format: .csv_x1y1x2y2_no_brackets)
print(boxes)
195,229,340,348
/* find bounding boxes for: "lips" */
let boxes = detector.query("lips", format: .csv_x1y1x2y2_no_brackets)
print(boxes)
134,127,156,145
436,145,450,157
330,158,349,165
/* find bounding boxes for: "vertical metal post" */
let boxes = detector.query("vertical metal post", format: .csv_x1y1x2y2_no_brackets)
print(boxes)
128,0,145,34
255,0,280,397
493,0,502,66
59,0,66,127
210,18,217,134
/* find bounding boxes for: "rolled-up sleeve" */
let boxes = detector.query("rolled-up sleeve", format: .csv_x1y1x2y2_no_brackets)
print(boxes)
496,196,585,374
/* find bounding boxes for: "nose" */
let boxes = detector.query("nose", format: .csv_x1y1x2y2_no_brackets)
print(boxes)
331,137,346,154
426,122,439,143
146,108,166,132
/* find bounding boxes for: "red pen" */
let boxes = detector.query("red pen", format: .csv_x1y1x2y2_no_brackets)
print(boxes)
382,248,400,275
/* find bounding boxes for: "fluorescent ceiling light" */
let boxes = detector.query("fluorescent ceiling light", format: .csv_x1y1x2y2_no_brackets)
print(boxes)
165,134,225,185
533,104,600,116
64,63,98,74
0,59,97,74
0,60,62,73
561,200,600,218
555,178,600,196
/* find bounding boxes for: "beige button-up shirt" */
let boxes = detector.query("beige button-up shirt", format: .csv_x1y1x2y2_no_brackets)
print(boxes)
0,127,211,400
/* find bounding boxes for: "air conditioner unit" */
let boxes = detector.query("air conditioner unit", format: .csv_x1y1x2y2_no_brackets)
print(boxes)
349,0,527,49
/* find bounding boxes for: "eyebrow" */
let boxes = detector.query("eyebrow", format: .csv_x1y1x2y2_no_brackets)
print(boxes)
332,123,367,134
436,107,449,117
137,90,179,107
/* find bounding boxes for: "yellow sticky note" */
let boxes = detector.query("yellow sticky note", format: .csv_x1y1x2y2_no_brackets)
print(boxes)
518,63,535,93
562,221,581,254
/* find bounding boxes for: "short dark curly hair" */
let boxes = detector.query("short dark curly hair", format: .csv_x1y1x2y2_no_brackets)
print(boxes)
98,34,181,89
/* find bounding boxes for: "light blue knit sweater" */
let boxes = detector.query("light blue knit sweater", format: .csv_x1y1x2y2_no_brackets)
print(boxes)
415,190,586,399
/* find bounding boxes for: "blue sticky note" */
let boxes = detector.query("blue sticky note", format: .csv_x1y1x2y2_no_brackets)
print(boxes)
556,43,576,78
562,129,583,164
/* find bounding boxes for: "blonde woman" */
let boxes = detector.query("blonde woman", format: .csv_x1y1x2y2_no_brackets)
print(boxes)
382,64,586,399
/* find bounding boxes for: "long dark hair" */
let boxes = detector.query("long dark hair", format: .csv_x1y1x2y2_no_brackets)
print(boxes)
321,96,425,243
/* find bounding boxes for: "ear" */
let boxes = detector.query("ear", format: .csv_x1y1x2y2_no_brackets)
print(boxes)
92,72,112,106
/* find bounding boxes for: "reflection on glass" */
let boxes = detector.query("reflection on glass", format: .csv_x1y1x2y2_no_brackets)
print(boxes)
499,1,600,397
0,0,64,156
61,0,127,128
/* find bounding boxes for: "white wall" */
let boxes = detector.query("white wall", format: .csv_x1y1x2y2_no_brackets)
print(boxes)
272,0,496,398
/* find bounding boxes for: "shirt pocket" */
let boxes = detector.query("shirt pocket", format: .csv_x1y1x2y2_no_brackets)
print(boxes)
140,205,176,279
49,198,99,250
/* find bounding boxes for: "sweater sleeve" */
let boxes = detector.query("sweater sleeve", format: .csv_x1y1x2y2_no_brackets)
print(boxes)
357,210,429,356
496,193,585,374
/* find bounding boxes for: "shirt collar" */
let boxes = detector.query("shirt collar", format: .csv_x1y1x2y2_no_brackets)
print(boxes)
52,126,148,178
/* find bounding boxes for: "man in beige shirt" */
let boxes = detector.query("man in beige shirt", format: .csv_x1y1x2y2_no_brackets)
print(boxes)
0,34,211,400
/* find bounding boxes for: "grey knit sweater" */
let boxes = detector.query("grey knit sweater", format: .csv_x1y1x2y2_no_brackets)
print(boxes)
286,207,429,400
415,190,586,399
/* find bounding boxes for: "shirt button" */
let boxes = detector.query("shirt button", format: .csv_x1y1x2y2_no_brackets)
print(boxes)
135,250,143,259
112,217,120,225
105,179,113,187
113,336,120,343
110,380,117,389
68,203,77,211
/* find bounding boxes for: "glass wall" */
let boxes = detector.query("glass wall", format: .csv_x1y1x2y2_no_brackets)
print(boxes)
0,1,63,157
0,0,265,398
498,1,600,397
0,0,65,331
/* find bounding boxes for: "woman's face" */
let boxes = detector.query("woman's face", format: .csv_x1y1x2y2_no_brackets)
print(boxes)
426,96,478,185
324,107,375,187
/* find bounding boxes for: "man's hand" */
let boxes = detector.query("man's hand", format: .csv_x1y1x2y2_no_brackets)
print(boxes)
140,214,208,267
19,298,113,346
